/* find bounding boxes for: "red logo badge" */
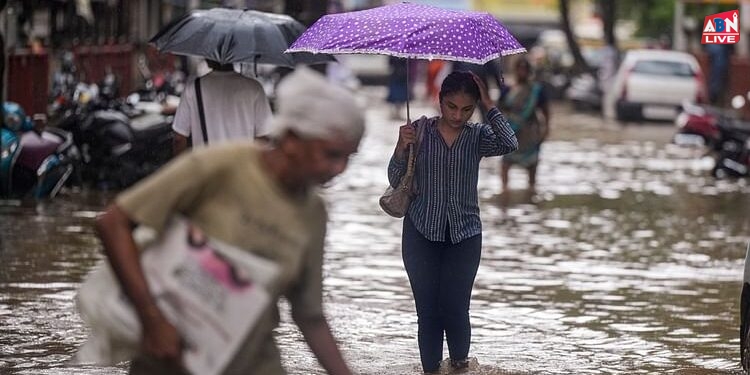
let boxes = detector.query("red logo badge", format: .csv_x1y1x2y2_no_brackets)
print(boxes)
702,9,740,44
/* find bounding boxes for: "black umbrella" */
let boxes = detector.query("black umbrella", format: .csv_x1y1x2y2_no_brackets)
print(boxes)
149,8,333,69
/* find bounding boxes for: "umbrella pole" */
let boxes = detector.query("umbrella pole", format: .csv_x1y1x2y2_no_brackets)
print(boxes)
406,57,411,123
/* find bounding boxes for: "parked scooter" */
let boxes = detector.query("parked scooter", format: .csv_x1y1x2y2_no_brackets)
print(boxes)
1,102,79,198
712,122,750,178
673,100,727,147
50,82,174,189
135,55,184,106
674,98,750,178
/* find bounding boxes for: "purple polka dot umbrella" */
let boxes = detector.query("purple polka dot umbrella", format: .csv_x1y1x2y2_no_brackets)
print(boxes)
287,2,525,63
286,2,526,119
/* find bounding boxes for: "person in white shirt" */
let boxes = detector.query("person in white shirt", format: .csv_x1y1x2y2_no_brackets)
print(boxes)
172,60,273,155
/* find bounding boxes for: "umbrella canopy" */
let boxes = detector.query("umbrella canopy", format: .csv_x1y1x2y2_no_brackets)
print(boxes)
150,8,333,66
285,2,526,64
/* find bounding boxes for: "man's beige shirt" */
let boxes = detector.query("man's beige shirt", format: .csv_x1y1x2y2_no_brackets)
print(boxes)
116,142,327,374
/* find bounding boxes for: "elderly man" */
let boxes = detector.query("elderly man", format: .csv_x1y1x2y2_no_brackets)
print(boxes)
94,67,364,375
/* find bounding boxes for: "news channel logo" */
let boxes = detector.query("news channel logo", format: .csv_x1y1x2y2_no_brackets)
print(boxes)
702,9,740,44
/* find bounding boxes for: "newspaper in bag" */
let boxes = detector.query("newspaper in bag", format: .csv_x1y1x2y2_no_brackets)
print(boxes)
74,217,280,375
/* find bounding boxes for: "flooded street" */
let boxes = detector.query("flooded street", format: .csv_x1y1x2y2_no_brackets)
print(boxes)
1,95,749,375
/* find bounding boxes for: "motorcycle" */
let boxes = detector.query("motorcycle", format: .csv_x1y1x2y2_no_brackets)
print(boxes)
135,55,184,106
711,120,750,178
673,101,727,147
1,102,79,199
51,82,174,189
674,98,750,178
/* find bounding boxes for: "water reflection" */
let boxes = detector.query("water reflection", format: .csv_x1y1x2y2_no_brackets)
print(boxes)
1,104,749,374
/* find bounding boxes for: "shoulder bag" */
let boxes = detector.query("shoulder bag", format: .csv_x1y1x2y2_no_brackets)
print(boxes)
379,118,427,218
195,77,209,144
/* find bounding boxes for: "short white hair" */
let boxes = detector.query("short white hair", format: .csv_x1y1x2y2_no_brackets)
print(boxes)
269,66,365,143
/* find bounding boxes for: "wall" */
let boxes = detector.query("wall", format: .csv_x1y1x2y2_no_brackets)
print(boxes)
695,52,750,104
7,44,136,115
7,51,50,115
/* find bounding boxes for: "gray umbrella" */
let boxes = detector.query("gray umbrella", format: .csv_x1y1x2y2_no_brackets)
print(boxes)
149,8,333,67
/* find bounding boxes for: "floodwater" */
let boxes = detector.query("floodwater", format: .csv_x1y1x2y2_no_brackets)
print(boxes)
1,99,749,375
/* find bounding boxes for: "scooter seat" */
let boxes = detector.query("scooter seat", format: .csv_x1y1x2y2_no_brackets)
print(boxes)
130,113,167,132
130,113,172,143
17,131,62,170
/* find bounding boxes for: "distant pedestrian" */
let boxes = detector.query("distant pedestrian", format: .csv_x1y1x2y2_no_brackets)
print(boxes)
94,67,364,375
598,45,619,101
426,59,448,107
706,43,731,106
386,56,411,120
172,59,273,155
387,71,517,374
498,57,550,195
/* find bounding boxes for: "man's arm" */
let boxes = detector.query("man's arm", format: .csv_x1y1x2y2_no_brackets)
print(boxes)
95,204,183,365
172,132,189,156
295,316,352,375
171,79,195,154
286,206,351,374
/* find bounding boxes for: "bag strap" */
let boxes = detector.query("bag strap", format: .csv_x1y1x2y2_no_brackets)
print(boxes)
403,117,428,181
195,78,209,145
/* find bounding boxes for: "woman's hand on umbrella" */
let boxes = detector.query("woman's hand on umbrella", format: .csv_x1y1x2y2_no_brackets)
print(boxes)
470,72,494,110
397,123,416,154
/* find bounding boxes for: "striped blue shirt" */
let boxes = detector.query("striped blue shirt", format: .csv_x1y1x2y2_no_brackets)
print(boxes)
388,107,518,243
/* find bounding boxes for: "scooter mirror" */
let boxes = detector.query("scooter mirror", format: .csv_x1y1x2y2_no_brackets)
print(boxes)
127,93,140,105
731,95,746,109
32,114,47,133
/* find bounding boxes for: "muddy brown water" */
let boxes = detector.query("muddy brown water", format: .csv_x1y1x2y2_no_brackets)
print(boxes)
1,101,748,374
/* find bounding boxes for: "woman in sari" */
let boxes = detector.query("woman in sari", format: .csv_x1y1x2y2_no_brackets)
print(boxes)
498,58,550,195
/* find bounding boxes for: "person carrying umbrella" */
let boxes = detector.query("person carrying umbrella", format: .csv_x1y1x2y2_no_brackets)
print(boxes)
171,59,273,154
286,4,525,372
388,71,517,373
149,8,333,155
94,67,363,375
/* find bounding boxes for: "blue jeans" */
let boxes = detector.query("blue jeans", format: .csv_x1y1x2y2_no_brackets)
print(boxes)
402,217,481,373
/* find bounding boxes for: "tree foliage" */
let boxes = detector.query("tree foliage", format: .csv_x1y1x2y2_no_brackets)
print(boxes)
559,0,591,74
619,0,737,40
619,0,675,39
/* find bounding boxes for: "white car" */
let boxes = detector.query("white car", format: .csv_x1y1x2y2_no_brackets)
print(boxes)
603,49,706,121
